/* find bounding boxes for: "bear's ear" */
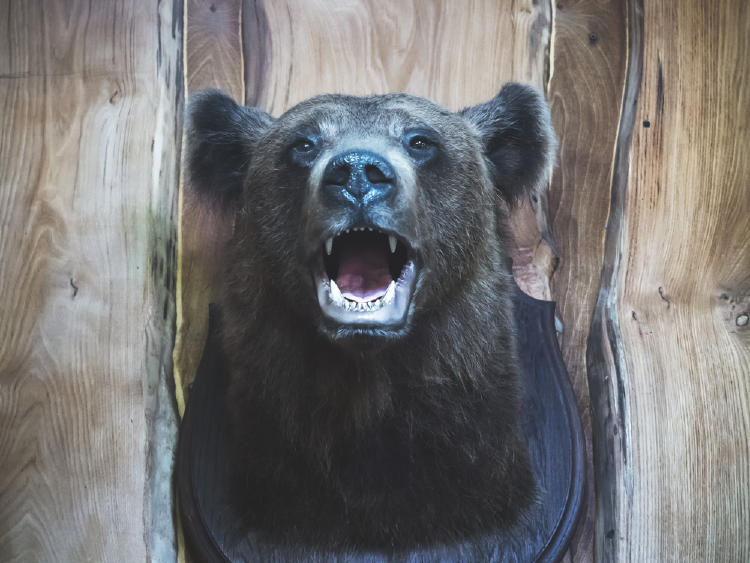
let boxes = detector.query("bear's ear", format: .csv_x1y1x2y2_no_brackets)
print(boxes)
460,83,557,204
185,89,274,206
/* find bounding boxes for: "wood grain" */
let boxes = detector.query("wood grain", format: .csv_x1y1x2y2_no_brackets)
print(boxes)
585,0,643,559
2,0,742,559
243,0,551,111
0,0,182,561
611,0,750,559
545,1,629,561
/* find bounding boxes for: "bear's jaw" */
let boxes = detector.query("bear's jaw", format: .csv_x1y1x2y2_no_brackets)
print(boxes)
315,228,417,333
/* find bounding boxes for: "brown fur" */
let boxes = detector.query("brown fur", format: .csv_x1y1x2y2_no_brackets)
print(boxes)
185,85,556,553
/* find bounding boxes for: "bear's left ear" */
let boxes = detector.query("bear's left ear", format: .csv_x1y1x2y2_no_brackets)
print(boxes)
460,83,557,204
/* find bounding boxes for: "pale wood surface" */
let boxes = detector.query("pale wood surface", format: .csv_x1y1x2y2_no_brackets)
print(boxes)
243,0,550,110
0,0,181,561
613,1,750,559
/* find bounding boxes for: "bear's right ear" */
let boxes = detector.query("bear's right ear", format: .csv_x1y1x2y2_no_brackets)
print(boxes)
460,84,556,205
185,89,274,206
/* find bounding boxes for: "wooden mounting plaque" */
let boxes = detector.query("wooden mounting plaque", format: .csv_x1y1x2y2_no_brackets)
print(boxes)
177,285,585,562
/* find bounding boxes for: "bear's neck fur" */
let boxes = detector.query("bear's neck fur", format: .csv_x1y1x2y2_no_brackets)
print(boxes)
217,220,535,549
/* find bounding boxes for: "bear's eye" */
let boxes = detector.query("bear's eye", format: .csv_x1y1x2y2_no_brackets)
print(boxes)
403,128,440,164
408,136,432,150
292,138,316,153
287,135,320,167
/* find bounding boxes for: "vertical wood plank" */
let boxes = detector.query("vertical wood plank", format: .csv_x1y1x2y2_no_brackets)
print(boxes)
585,0,643,559
613,0,750,559
175,0,244,410
546,1,629,560
243,0,551,112
0,0,182,560
186,0,245,101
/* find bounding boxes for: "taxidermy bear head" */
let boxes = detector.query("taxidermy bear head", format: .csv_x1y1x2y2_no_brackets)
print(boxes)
185,84,556,550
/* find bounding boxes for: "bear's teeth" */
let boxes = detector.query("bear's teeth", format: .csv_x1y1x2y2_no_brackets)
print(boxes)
325,238,333,256
329,279,344,305
383,280,396,304
389,235,397,254
329,279,394,312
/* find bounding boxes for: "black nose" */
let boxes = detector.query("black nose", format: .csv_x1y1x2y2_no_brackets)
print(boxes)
322,150,396,205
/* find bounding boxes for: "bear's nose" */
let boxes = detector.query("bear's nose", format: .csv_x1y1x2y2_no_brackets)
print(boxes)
322,150,395,205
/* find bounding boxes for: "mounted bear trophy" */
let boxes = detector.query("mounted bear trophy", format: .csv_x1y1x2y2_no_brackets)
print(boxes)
177,85,585,562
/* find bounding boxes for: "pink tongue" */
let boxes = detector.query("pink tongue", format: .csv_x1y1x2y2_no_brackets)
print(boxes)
336,245,392,302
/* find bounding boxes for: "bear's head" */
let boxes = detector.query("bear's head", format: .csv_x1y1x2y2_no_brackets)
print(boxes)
186,85,555,346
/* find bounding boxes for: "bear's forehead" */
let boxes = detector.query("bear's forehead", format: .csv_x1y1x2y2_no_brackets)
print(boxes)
276,94,464,138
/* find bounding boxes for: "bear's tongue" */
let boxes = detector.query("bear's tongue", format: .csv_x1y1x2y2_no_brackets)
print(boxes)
335,236,392,302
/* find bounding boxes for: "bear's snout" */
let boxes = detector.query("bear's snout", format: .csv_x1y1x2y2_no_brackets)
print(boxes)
322,149,396,206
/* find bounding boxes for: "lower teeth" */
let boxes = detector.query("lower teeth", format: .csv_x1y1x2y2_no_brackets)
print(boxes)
329,279,396,311
345,299,381,312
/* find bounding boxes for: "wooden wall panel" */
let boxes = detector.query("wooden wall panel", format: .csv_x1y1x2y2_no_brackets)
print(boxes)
2,0,744,560
0,1,181,561
612,1,750,559
546,1,629,561
243,0,551,111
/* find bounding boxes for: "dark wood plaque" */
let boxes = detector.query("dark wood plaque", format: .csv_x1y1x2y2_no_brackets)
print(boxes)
177,285,585,562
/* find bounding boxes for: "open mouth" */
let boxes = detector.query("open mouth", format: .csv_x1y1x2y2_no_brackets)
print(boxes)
316,227,417,329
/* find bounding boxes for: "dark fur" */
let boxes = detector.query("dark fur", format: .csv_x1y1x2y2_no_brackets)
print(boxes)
186,85,556,554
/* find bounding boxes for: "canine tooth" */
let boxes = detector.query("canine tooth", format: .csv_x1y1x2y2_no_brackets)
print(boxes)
329,279,344,305
325,238,333,256
383,280,396,304
389,235,397,254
